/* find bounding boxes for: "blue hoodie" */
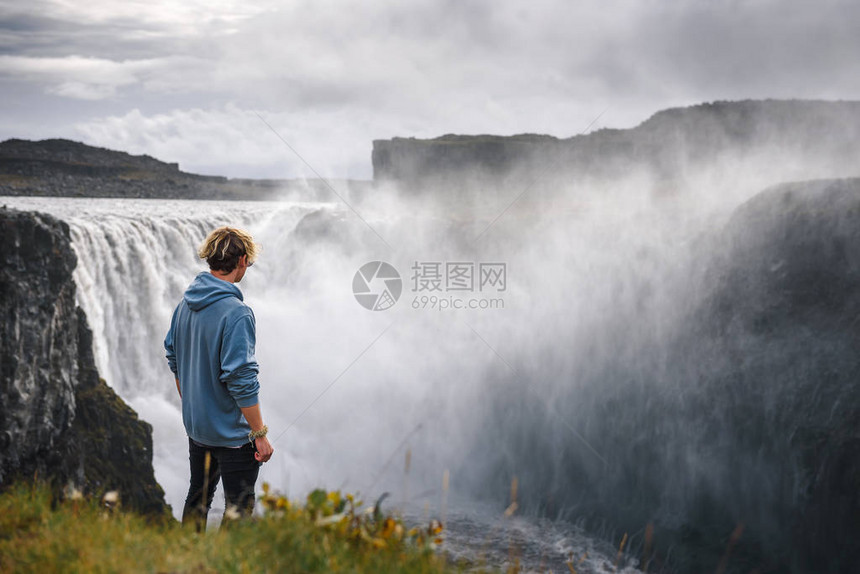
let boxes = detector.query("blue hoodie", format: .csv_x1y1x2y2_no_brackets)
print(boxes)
165,272,260,447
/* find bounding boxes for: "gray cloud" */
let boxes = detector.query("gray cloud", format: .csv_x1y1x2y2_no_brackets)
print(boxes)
0,0,858,177
0,7,190,58
627,0,860,97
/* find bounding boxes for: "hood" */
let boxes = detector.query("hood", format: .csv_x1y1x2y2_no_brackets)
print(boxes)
183,272,243,311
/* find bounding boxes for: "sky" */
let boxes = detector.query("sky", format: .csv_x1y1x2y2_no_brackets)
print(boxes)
1,0,859,179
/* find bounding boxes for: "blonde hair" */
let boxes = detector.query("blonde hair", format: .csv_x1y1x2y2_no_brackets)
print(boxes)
198,227,259,272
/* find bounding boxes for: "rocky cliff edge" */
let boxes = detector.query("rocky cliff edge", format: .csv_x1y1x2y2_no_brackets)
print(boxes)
0,206,168,516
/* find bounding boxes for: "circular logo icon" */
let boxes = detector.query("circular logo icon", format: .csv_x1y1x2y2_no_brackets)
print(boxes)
352,261,402,311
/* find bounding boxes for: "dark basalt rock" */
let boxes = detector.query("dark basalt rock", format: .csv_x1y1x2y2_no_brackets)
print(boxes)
0,206,168,516
466,178,860,573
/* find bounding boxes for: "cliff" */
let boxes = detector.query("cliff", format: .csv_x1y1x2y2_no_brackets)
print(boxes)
470,177,860,573
372,99,860,190
0,207,167,516
0,138,372,201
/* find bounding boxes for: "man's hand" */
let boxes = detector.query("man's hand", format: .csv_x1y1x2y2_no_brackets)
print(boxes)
254,436,274,463
239,403,273,462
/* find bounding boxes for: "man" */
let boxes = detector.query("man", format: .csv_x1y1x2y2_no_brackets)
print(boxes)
164,226,274,530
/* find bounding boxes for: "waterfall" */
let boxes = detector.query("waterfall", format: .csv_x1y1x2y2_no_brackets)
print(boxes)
2,197,518,529
2,193,675,492
0,181,713,573
1,198,362,514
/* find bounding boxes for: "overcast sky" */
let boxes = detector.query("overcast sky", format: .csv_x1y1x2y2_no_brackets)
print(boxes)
1,0,858,178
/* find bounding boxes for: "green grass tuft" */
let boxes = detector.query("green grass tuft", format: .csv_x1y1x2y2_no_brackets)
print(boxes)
0,482,468,574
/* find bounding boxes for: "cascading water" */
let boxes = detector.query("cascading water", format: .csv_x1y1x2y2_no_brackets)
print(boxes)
4,193,663,572
5,198,342,510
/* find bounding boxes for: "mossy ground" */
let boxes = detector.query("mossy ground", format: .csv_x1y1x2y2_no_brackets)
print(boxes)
0,483,468,574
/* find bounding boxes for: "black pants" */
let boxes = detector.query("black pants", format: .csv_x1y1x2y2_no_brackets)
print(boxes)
181,437,260,531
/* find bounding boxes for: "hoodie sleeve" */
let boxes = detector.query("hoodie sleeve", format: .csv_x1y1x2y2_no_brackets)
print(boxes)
164,306,179,375
219,308,260,407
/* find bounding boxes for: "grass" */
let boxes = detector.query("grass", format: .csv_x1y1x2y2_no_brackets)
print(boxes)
0,482,463,574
